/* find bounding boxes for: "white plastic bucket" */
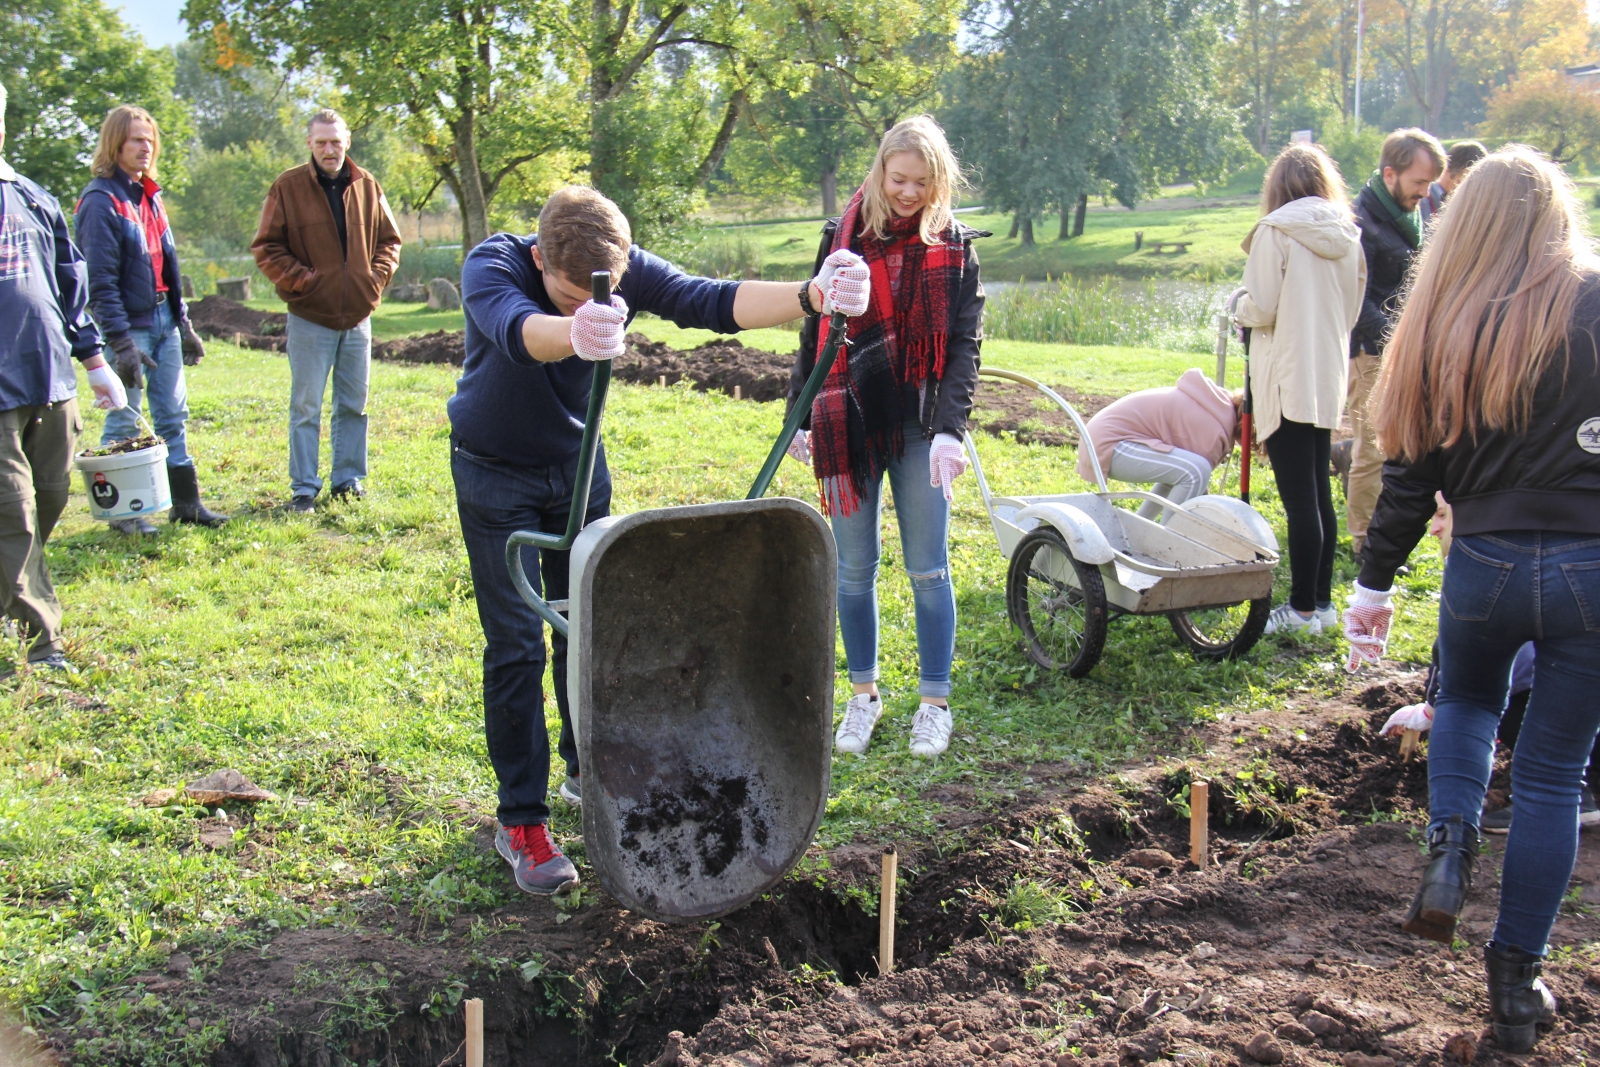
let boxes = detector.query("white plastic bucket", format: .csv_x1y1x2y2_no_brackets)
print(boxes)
75,441,171,520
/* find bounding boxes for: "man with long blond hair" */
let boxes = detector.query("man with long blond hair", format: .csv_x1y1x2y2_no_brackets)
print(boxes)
1346,127,1445,556
1345,147,1600,1054
75,104,229,531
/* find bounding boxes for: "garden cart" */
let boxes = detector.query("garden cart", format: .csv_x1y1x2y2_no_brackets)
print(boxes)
505,272,846,922
966,367,1280,678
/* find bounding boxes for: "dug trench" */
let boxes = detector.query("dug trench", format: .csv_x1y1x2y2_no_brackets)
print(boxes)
91,670,1600,1066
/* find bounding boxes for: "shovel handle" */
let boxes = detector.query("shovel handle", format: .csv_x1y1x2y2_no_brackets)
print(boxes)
505,270,616,636
747,310,847,500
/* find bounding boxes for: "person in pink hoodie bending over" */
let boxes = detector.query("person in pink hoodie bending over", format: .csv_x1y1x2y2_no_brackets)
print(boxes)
1077,368,1241,520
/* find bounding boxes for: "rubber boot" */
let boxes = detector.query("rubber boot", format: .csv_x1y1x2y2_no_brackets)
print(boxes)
1484,942,1556,1052
1401,815,1478,944
167,465,229,527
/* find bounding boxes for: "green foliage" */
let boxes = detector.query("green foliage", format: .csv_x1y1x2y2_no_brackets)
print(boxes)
984,277,1227,350
1318,122,1385,193
2,0,189,199
1483,71,1600,169
998,879,1078,930
167,141,298,254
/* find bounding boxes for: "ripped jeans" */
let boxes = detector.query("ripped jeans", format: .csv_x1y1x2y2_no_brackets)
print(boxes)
827,426,955,699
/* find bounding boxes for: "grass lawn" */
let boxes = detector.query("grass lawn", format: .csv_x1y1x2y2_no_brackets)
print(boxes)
2,332,1442,1062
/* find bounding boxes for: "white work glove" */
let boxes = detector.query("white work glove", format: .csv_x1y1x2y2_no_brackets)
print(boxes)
571,294,629,361
1343,582,1395,673
1381,702,1434,736
929,432,967,503
787,428,811,465
813,249,871,317
85,362,128,411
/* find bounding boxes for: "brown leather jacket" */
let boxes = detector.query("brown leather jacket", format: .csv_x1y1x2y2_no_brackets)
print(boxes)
251,159,403,331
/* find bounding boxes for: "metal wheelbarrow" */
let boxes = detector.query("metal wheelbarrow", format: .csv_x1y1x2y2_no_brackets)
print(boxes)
505,272,847,921
967,367,1280,677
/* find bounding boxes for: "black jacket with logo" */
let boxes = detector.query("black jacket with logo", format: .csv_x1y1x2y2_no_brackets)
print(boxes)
1359,275,1600,590
1351,183,1419,357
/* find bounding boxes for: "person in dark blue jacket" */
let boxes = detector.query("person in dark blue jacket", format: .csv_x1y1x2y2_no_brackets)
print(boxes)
75,105,228,533
0,82,127,671
453,184,870,895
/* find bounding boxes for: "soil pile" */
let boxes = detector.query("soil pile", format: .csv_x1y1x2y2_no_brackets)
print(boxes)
77,435,163,457
970,381,1117,448
616,333,796,401
372,331,465,365
98,672,1600,1067
188,296,288,351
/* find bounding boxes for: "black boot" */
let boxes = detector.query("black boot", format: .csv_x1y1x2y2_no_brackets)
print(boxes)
1484,942,1556,1052
167,465,229,527
1401,815,1478,943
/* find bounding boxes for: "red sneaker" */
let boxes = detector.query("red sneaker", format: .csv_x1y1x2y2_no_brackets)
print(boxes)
495,823,579,895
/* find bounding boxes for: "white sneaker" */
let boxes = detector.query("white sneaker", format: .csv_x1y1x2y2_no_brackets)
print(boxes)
1312,603,1339,631
558,776,581,807
835,694,882,754
1264,603,1320,634
909,703,953,758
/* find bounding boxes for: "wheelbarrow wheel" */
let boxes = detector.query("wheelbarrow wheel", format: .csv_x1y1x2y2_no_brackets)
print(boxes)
1006,527,1108,678
1168,597,1271,661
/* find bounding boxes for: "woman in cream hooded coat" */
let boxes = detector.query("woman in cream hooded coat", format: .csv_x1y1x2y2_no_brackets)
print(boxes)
1237,143,1366,635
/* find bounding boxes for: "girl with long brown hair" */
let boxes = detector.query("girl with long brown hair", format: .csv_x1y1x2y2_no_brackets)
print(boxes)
1345,146,1600,1053
1234,143,1365,634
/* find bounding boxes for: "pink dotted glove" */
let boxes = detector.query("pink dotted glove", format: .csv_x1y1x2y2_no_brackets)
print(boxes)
571,293,629,361
1380,702,1433,736
814,249,871,317
929,433,967,502
787,428,811,465
1343,582,1395,673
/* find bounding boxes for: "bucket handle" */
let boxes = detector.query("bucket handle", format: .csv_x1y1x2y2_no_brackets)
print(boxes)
745,310,846,501
505,271,615,637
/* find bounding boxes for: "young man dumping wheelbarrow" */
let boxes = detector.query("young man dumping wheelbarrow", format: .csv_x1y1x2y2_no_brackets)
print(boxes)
452,186,870,894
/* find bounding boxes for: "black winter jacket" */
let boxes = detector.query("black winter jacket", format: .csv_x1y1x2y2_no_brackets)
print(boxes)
1351,184,1419,357
786,217,986,439
1359,276,1600,590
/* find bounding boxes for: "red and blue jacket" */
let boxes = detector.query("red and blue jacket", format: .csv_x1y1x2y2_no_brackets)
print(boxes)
74,169,185,340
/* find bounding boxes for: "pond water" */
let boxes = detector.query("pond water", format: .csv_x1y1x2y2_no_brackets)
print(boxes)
984,276,1243,352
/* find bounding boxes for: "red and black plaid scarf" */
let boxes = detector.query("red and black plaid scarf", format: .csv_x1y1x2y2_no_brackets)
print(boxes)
811,187,964,516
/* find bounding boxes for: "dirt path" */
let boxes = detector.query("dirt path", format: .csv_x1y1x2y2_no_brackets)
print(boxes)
79,670,1600,1067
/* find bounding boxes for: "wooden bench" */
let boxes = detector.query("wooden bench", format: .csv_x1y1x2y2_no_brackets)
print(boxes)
1146,241,1192,254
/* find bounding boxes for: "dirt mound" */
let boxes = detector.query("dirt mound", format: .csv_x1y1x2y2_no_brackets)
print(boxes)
615,332,795,401
970,380,1117,448
188,296,288,351
372,330,465,365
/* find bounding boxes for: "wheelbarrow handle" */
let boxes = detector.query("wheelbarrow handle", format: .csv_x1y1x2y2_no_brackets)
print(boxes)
746,310,848,500
506,270,616,637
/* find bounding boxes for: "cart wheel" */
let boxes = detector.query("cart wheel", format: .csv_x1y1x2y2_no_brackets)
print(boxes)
1168,597,1271,661
1006,527,1108,678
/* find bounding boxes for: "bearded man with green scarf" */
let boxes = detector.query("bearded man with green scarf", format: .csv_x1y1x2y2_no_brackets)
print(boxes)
1348,128,1446,557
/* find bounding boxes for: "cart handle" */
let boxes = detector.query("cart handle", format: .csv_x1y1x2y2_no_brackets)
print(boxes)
746,310,847,500
1215,287,1248,387
973,367,1108,492
506,270,616,636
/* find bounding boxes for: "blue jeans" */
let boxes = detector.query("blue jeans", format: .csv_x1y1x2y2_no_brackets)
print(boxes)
287,312,370,496
102,301,190,467
827,429,955,699
451,439,610,827
1428,531,1600,955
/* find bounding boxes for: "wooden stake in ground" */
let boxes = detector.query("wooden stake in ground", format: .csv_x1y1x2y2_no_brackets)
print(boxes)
659,375,667,387
465,997,483,1067
1189,781,1209,868
879,848,898,975
1400,728,1421,761
734,385,742,400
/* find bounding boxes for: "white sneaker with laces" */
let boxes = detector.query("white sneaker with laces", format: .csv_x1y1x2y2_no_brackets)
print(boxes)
559,776,581,807
835,694,882,754
1264,602,1320,634
1312,603,1339,631
909,703,953,758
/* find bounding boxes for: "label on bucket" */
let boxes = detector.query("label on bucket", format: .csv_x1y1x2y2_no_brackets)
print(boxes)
77,449,172,520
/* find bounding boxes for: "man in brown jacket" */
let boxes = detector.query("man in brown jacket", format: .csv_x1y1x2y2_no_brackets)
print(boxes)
252,108,402,511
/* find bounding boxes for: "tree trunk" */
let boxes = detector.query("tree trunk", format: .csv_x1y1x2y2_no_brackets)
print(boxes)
453,110,491,251
820,167,838,216
1019,215,1035,247
1072,193,1088,238
1058,208,1072,241
693,89,746,189
1008,214,1020,240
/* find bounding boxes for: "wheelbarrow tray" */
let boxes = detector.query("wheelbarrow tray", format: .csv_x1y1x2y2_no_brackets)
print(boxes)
988,491,1276,614
566,497,836,921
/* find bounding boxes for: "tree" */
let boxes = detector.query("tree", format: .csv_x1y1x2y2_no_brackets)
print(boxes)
185,0,585,250
1368,0,1491,132
1482,71,1600,165
1,0,187,199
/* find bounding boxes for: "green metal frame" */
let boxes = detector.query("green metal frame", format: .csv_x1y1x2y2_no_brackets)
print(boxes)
506,307,849,637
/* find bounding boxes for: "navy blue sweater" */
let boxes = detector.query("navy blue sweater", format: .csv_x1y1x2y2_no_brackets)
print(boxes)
449,233,741,466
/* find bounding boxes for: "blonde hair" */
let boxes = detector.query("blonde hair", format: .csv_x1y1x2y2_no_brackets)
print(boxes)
1260,143,1348,215
1379,127,1446,177
91,105,160,180
1371,146,1600,461
859,116,962,244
